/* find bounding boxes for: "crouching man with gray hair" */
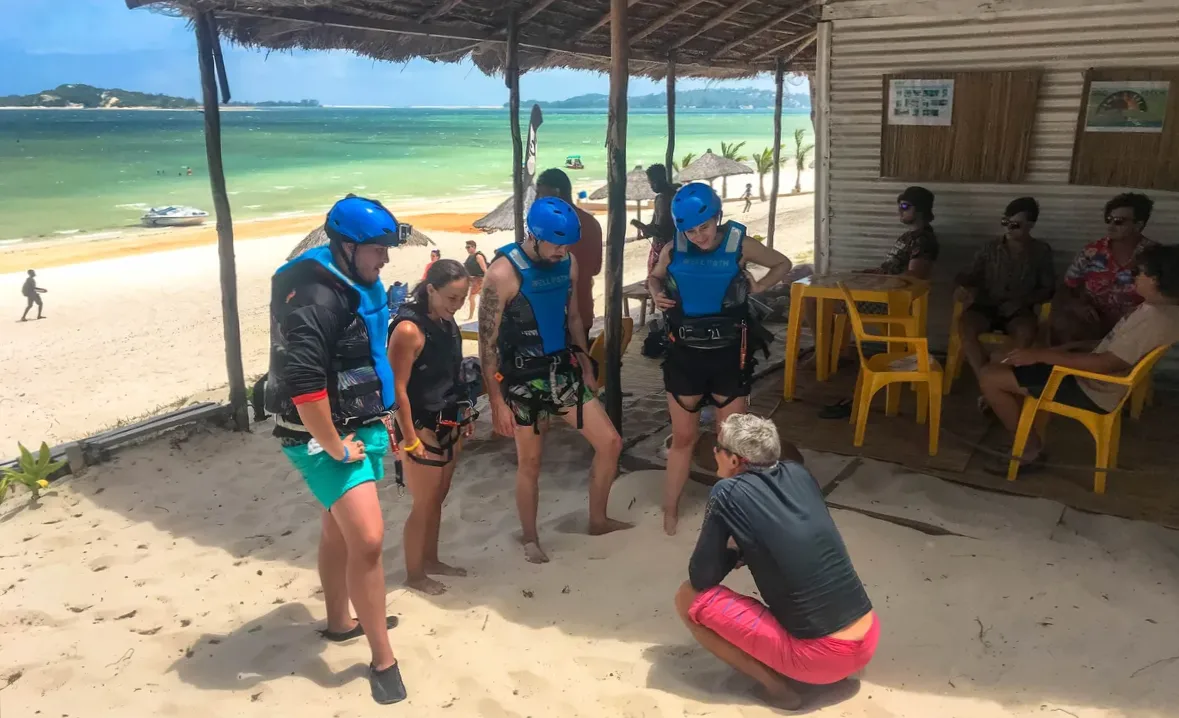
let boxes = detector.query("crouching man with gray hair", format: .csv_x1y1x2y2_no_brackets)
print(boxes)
674,414,878,710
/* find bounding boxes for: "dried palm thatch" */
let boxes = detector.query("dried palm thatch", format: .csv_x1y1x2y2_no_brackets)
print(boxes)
588,165,657,201
287,224,433,261
676,150,754,183
472,183,537,233
127,1,820,78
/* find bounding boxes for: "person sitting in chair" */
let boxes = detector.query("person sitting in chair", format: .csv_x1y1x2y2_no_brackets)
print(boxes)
674,413,878,711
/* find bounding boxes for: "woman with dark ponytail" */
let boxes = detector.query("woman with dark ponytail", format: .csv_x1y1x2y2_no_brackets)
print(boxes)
387,258,473,595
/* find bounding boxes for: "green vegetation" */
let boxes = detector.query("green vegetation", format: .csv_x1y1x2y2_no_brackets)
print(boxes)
0,443,66,503
792,128,815,194
0,84,197,109
673,152,697,173
751,148,785,201
518,87,811,111
719,141,748,197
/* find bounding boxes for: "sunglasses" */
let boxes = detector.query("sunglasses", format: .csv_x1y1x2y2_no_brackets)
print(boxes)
1106,216,1136,227
898,201,913,211
1000,218,1023,230
713,442,738,457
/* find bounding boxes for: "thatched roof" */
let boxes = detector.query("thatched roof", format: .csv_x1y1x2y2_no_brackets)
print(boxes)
127,1,819,78
589,165,656,201
472,183,536,233
676,150,753,182
287,224,433,260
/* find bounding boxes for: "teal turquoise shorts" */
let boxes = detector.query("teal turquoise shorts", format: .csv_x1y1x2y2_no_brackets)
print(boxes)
281,423,391,509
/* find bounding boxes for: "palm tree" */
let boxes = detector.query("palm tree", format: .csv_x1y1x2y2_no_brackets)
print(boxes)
751,147,784,202
792,128,815,195
673,152,697,174
719,141,748,198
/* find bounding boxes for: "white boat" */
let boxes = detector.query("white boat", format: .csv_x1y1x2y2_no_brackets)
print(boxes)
141,206,209,227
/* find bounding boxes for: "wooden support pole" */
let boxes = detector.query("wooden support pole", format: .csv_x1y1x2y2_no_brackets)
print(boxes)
507,11,524,245
604,0,629,431
195,12,248,431
766,57,785,251
665,53,676,185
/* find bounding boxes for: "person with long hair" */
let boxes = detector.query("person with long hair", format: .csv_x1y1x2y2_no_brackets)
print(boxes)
387,259,474,595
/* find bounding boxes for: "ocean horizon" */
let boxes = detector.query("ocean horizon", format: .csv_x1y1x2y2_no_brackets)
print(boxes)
0,107,812,241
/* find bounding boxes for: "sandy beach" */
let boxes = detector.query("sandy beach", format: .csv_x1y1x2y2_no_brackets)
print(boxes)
0,187,815,451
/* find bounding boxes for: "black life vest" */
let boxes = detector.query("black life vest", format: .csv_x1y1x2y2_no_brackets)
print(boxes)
464,251,487,278
390,302,463,424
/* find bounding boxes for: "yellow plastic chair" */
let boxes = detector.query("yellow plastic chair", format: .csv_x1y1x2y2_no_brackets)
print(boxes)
944,299,1051,393
587,317,634,389
1006,343,1173,494
839,284,944,456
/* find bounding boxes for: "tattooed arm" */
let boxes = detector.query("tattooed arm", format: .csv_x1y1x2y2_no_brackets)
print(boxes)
479,259,518,436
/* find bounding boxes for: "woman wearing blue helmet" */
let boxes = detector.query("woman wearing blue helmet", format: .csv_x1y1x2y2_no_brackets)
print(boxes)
648,182,793,536
479,196,632,564
265,194,408,704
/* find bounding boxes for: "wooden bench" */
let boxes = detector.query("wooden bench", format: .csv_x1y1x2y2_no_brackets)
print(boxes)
622,281,654,325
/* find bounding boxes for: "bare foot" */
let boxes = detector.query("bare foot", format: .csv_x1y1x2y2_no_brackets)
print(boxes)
753,682,803,711
425,560,467,577
522,540,550,564
406,575,448,595
589,517,634,535
663,511,679,536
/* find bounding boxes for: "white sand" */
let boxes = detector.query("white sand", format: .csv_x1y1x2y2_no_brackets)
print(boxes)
0,193,814,450
2,424,1176,717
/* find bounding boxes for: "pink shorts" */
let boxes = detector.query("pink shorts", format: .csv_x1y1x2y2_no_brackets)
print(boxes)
689,585,879,685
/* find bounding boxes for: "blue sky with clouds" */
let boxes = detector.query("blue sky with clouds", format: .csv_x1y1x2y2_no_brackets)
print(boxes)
1,0,782,106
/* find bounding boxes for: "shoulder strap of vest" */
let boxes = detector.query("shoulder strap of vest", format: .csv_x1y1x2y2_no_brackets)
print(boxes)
721,221,745,255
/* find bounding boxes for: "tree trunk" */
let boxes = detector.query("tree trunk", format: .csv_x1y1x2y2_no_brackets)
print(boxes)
758,173,766,201
766,57,785,250
507,12,524,245
603,0,629,431
721,176,728,198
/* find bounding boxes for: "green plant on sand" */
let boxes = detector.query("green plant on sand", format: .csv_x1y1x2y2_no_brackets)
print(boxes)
719,141,749,197
751,147,785,201
792,128,815,194
0,443,66,503
673,152,697,174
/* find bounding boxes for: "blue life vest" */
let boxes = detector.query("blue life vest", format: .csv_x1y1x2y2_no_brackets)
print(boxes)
275,246,396,410
497,242,571,358
668,221,747,318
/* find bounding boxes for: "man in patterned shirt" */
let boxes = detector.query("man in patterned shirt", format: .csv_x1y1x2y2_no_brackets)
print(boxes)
1051,193,1157,343
953,197,1056,377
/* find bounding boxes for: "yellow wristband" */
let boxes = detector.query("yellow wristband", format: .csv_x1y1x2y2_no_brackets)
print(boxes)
402,437,422,452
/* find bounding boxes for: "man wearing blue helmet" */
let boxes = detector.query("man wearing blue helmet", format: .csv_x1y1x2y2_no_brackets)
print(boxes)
648,182,793,536
265,195,409,704
479,196,632,563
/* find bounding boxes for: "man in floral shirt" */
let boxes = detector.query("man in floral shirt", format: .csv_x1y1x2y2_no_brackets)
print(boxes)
1052,193,1157,343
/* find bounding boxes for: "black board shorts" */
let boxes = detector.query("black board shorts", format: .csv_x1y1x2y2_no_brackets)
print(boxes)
1013,363,1108,414
662,343,754,404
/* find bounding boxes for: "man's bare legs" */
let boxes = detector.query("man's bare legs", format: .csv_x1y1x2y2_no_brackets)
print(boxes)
564,397,631,536
513,425,549,563
319,510,356,634
1003,315,1040,354
978,363,1042,462
328,483,396,671
957,309,994,376
663,394,703,536
674,582,801,710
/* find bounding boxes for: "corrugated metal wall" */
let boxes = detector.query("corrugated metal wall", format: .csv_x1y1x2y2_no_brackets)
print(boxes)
819,0,1179,356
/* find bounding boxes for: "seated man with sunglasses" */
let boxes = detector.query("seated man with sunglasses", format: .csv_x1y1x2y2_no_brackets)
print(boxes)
1052,193,1158,343
953,196,1056,378
674,414,878,711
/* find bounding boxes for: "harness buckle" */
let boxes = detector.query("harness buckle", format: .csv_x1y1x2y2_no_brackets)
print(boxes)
514,356,526,370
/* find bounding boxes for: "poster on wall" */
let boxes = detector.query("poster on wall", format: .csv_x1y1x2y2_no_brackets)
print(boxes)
888,79,955,126
1084,81,1170,133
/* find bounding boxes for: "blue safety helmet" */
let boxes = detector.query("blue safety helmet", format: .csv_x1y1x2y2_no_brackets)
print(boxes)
324,194,410,247
526,196,581,246
671,182,723,232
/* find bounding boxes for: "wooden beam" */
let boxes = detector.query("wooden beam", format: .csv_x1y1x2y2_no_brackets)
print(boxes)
604,0,629,431
419,0,466,22
507,11,525,246
750,28,817,62
671,0,759,50
665,53,676,186
709,0,818,60
574,0,643,41
194,12,248,432
630,0,709,43
766,57,785,251
520,0,561,24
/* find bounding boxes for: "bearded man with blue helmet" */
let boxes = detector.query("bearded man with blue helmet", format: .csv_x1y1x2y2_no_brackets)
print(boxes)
265,194,408,705
478,196,633,564
648,182,794,536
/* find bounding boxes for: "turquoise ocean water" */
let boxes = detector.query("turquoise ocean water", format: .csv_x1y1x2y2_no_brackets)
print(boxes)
0,108,811,241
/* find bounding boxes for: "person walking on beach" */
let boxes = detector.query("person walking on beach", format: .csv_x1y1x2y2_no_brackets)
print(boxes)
675,414,878,711
741,183,753,214
387,259,474,596
479,197,632,564
20,270,47,321
264,195,407,705
463,240,488,321
648,183,791,535
537,167,603,347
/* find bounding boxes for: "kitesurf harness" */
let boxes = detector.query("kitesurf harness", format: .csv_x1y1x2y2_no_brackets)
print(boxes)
389,303,477,468
493,242,587,434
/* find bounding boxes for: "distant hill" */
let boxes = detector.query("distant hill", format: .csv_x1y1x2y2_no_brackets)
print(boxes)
515,87,810,111
226,99,322,107
0,84,198,109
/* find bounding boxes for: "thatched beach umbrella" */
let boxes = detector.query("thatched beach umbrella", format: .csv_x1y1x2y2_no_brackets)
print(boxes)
676,150,754,197
472,184,537,233
588,165,657,221
286,224,433,261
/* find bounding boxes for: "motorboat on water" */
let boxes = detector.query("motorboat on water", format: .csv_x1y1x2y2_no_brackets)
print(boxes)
564,155,585,171
141,206,209,227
